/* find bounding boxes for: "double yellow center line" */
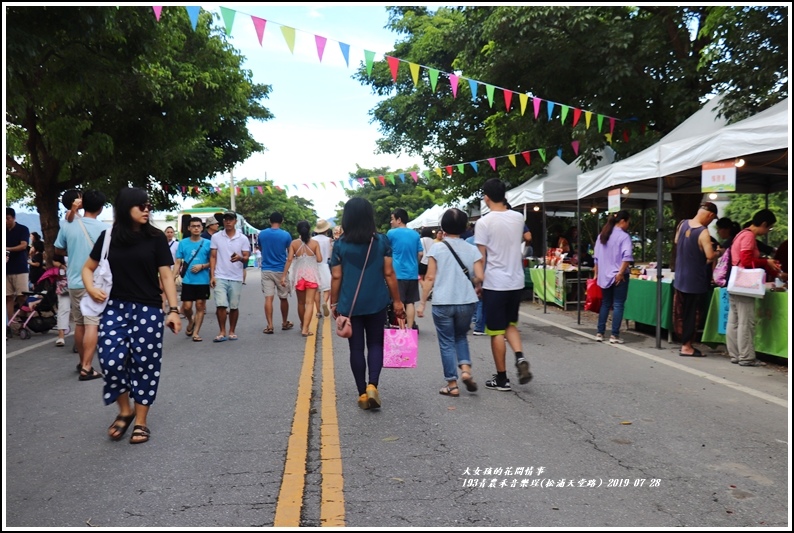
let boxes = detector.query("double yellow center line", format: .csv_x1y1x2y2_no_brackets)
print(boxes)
274,317,345,526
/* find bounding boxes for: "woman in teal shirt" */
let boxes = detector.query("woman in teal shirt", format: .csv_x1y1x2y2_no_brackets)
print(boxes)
330,198,405,411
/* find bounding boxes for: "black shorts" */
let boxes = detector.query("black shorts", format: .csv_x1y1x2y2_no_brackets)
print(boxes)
398,279,420,304
418,263,428,277
181,283,210,302
482,288,523,334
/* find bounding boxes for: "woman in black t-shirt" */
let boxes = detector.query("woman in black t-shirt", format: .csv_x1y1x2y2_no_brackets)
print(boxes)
82,187,181,444
27,240,45,287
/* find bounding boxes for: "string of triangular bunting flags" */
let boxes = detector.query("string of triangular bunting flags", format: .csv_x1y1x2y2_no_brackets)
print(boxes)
150,5,630,135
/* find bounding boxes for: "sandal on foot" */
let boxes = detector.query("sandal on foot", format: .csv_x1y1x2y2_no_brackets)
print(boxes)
78,366,103,381
263,326,274,334
301,331,314,337
108,413,135,441
461,371,478,392
439,385,460,397
129,425,151,444
228,334,238,341
192,335,203,342
213,335,227,343
282,321,294,331
185,319,195,337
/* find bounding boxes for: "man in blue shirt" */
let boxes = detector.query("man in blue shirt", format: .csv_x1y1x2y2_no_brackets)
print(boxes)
257,212,295,333
386,208,423,329
175,217,212,342
6,207,30,324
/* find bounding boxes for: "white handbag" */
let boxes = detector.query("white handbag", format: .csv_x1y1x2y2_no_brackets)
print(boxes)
726,266,766,299
80,230,113,316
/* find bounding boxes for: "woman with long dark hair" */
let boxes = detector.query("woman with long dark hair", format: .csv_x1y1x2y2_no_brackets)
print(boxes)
593,210,633,344
330,198,405,410
82,187,181,444
283,220,322,337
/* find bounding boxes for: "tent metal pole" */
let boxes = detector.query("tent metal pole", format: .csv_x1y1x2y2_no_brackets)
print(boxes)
576,199,582,325
642,204,647,262
542,204,547,314
655,176,663,349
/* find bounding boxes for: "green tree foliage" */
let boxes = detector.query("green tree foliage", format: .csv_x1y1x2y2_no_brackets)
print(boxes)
355,6,787,204
6,6,272,258
192,179,317,238
724,192,788,249
337,165,449,233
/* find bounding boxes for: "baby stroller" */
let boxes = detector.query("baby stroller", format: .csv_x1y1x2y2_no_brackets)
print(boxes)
7,267,60,340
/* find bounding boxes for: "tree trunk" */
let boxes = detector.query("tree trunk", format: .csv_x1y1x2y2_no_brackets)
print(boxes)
32,171,63,270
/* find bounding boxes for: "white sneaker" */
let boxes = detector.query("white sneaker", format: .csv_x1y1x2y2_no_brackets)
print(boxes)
609,336,625,344
595,333,604,342
473,330,485,336
55,338,65,347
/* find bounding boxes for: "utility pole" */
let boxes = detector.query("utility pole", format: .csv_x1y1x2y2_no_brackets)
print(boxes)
230,168,236,212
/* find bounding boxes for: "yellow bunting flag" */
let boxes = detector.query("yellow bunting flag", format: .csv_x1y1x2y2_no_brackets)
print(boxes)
519,93,528,116
409,63,420,87
280,26,296,54
585,111,592,129
508,154,517,167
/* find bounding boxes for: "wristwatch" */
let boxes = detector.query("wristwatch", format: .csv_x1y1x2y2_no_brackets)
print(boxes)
168,306,179,314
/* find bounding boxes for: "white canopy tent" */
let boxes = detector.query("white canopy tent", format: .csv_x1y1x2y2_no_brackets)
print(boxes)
577,96,789,198
406,204,447,229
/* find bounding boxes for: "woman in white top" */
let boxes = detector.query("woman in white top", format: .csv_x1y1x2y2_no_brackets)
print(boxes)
419,227,434,280
283,220,323,337
417,209,484,397
312,219,334,318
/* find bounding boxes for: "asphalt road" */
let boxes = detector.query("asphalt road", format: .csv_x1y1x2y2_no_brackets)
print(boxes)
4,269,790,528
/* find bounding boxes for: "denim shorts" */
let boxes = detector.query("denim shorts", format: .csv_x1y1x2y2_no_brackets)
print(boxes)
214,278,242,309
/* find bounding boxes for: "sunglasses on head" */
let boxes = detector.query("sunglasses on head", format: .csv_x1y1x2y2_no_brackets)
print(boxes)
137,203,153,212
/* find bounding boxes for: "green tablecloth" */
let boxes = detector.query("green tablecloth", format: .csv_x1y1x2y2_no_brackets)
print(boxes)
530,269,564,307
701,287,789,358
623,278,674,330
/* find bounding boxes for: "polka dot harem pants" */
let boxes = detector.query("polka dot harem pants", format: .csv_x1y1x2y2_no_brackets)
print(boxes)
98,299,164,407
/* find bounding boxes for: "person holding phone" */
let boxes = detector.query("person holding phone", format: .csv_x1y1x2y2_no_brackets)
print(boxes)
82,187,180,444
209,211,251,342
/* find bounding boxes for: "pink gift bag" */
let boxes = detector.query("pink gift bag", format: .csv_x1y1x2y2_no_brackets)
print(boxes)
383,327,418,368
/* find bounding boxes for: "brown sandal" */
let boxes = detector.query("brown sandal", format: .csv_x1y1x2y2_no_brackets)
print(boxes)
129,425,151,444
282,321,294,331
108,413,135,441
263,326,274,334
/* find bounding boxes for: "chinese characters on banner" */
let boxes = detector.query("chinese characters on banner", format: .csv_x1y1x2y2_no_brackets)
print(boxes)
701,161,737,192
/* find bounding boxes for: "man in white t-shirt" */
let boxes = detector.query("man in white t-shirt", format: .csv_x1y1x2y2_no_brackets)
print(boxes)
209,211,251,342
475,178,532,391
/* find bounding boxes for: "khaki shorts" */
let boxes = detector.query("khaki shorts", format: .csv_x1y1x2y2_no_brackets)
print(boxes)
69,289,101,326
261,270,291,299
6,273,28,296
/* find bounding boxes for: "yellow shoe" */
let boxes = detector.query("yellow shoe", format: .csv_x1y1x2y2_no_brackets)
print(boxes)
358,393,370,410
366,384,381,409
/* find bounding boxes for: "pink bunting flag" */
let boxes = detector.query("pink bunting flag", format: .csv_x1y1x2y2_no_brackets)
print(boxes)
235,187,240,195
251,16,266,46
357,178,364,186
503,90,513,112
152,6,163,21
571,141,580,156
257,186,263,194
386,56,400,83
449,74,459,99
304,183,310,189
488,158,496,171
533,97,541,119
521,151,531,165
573,108,582,127
180,186,186,193
410,171,418,182
275,185,282,191
610,117,616,135
315,35,327,62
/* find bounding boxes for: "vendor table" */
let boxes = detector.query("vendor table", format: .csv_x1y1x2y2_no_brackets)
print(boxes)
623,278,674,331
530,268,594,309
701,287,788,359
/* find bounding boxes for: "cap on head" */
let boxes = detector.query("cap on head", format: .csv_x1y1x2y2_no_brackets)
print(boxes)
222,211,237,220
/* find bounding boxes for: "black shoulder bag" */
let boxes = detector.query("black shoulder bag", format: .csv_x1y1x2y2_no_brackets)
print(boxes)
179,241,205,278
441,240,475,287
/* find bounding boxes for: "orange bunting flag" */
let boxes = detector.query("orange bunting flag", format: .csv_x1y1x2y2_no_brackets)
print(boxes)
315,35,327,62
386,56,400,82
521,151,531,165
573,108,582,127
504,89,513,112
508,154,517,167
449,74,460,99
446,165,453,176
488,158,496,171
251,16,266,46
152,6,162,21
